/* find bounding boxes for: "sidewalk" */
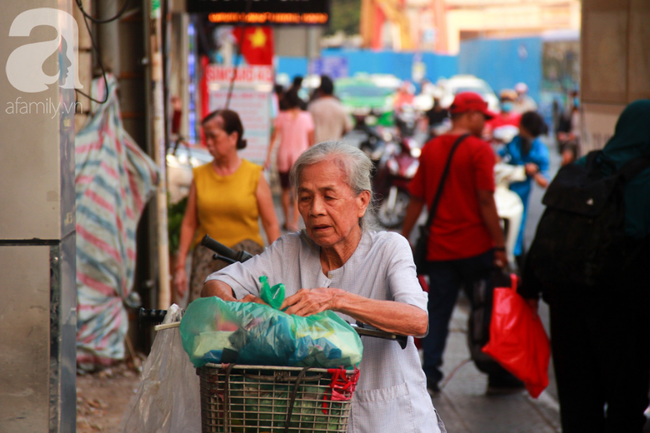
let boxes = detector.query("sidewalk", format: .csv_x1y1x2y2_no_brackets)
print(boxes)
431,303,561,433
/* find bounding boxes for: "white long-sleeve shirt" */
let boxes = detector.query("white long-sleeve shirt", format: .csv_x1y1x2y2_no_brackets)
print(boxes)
207,230,445,433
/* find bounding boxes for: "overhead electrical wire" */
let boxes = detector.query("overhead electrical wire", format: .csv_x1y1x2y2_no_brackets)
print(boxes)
75,0,133,24
73,0,135,105
75,14,110,105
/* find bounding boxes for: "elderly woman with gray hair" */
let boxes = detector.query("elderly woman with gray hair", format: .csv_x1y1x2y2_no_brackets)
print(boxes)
202,141,445,433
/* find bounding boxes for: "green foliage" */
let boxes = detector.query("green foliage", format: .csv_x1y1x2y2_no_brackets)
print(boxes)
326,0,361,36
168,196,188,254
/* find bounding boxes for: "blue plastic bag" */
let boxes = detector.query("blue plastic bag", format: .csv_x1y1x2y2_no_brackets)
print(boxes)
180,277,363,369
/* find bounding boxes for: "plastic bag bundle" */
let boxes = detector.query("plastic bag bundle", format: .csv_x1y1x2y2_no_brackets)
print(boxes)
180,277,363,369
482,275,551,398
120,304,201,433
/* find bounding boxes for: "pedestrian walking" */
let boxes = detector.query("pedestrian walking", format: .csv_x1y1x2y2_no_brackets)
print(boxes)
485,89,521,137
497,111,550,269
308,75,352,144
272,83,287,115
284,75,308,110
265,89,315,231
522,100,650,433
512,82,538,114
173,109,280,304
424,88,449,129
401,92,522,395
556,89,581,166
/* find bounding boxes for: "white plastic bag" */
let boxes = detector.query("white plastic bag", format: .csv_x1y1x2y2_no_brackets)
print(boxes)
120,304,201,433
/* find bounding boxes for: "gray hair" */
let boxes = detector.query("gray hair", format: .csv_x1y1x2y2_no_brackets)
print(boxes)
289,141,376,231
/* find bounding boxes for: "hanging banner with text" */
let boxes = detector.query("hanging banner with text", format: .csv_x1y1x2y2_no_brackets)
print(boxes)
190,0,330,25
205,65,273,165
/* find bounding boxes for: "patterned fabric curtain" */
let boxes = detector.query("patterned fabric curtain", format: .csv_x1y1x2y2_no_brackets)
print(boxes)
75,74,158,369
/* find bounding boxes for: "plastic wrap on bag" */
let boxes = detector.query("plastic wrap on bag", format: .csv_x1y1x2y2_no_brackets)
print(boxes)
180,278,363,369
120,304,200,433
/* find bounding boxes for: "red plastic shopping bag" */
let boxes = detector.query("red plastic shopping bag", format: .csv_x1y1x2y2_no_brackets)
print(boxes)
482,274,551,398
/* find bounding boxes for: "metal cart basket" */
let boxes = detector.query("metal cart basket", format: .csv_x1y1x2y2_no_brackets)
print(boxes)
198,363,359,433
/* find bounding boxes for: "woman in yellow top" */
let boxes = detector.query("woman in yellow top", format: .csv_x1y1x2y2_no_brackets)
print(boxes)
174,109,280,303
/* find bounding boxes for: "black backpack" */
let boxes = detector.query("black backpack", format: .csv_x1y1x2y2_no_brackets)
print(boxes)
526,151,650,287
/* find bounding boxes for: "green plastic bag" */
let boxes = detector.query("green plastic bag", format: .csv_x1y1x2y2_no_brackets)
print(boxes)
259,275,285,310
180,277,363,369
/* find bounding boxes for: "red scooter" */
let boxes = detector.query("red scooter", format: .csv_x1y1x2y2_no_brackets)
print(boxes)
374,136,421,228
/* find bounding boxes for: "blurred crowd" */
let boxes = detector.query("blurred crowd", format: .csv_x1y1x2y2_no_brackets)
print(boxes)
169,71,650,432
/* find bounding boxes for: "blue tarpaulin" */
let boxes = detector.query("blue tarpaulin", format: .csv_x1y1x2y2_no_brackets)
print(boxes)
277,48,458,83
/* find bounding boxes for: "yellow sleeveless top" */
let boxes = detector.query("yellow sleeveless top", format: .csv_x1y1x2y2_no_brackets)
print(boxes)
193,159,264,248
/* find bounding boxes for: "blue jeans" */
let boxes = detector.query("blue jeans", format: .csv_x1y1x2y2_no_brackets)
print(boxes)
422,250,494,384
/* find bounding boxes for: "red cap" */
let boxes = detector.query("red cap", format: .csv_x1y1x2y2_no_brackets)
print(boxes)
449,92,497,120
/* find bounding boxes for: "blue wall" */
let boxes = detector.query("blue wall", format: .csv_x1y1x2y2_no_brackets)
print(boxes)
459,37,542,105
277,49,458,83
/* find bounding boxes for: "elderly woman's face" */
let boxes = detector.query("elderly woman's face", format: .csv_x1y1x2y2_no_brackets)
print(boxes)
297,160,370,249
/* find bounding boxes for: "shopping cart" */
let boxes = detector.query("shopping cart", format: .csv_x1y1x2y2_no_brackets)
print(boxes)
138,235,407,433
198,363,359,433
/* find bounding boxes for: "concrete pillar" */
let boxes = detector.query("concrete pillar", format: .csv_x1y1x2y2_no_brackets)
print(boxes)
0,1,77,432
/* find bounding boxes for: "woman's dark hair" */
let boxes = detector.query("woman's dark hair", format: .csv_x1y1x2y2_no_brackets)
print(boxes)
201,109,247,149
520,111,548,138
284,89,302,110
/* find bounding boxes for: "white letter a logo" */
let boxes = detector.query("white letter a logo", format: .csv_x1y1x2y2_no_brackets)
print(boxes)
6,8,83,93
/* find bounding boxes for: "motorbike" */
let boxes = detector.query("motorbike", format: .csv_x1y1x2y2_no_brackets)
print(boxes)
490,124,519,148
488,125,527,269
394,104,419,138
374,136,421,228
351,112,390,165
494,163,526,270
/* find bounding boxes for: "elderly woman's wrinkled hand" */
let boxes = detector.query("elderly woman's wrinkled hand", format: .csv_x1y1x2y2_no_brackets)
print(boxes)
280,288,340,317
240,294,268,305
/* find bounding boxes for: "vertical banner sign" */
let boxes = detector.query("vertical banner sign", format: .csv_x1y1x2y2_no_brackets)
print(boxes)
206,65,273,165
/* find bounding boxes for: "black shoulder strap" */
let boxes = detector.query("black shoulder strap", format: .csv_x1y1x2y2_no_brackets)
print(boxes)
586,150,650,182
618,155,650,182
424,133,471,229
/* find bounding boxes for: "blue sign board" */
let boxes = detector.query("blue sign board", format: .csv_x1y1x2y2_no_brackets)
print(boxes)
309,57,348,79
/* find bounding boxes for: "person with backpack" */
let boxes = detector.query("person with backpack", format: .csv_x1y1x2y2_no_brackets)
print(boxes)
522,100,650,432
497,111,550,268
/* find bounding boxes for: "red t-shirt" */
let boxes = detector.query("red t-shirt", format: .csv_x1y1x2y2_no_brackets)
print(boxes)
410,134,495,261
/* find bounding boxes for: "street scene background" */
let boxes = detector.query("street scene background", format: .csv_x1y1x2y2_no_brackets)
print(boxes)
2,1,650,433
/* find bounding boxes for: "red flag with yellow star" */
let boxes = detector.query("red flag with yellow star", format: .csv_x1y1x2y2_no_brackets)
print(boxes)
232,26,274,66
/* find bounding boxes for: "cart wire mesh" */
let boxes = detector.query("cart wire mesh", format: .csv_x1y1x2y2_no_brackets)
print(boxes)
198,363,359,433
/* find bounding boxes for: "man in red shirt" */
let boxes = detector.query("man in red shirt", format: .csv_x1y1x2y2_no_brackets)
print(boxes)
402,92,518,395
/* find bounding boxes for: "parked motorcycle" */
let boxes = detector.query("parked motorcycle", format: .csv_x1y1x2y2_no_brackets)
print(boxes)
494,163,526,269
394,104,419,138
490,124,519,148
352,113,389,164
375,136,421,228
